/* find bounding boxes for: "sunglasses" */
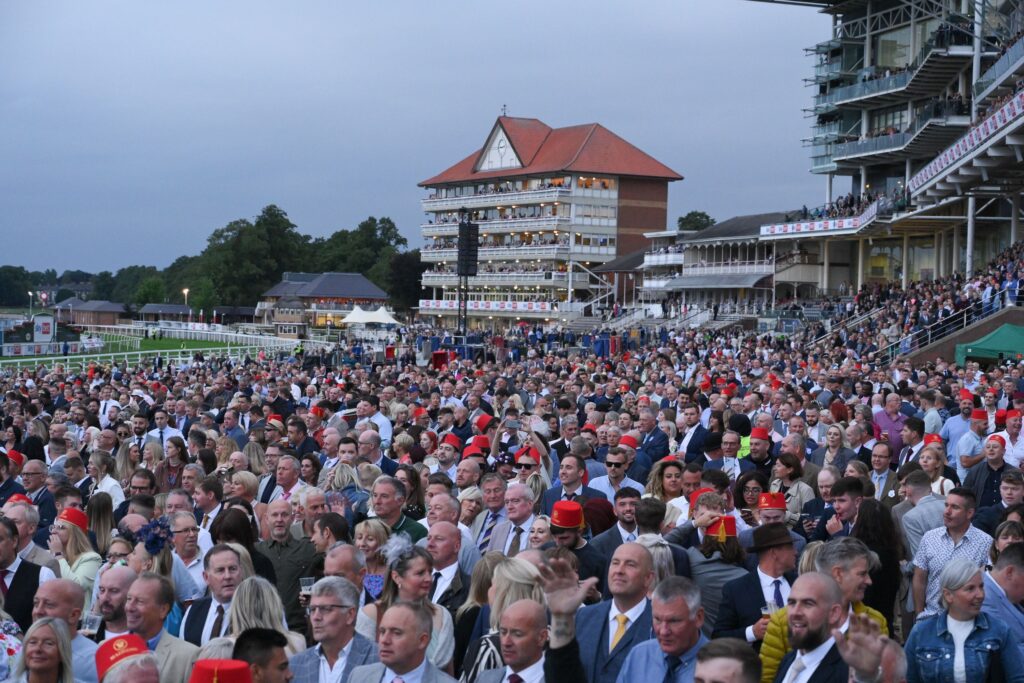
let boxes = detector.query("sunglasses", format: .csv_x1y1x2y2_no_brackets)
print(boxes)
605,461,626,469
514,463,536,470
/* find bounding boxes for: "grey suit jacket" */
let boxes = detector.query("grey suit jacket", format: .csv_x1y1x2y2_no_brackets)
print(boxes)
902,495,945,558
289,633,379,683
348,661,457,683
23,543,60,577
486,518,531,555
475,668,509,683
154,630,199,683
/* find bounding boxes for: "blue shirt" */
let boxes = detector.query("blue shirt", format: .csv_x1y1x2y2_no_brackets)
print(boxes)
616,633,709,683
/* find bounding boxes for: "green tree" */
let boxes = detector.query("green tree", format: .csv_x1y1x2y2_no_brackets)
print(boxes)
55,288,75,303
58,270,92,284
189,277,218,320
135,277,166,307
111,266,161,304
0,267,33,307
92,271,116,300
677,211,716,231
386,250,428,311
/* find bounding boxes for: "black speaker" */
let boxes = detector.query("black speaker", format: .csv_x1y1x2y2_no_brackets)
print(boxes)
457,220,480,277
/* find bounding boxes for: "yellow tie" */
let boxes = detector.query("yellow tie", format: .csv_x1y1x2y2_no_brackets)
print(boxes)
610,614,629,651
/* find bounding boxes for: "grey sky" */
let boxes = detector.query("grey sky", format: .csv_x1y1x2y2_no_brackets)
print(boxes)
1,1,832,273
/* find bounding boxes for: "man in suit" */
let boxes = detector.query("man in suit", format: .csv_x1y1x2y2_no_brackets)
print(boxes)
964,434,1021,508
486,483,534,556
93,564,136,642
125,573,198,683
867,443,900,507
179,544,242,646
901,470,946,558
0,452,27,508
0,516,54,632
737,494,806,568
32,579,99,683
679,405,709,463
2,499,60,576
323,542,375,609
983,543,1024,655
348,602,456,683
810,476,864,543
477,600,549,683
289,576,379,683
773,572,849,683
426,522,469,617
472,474,508,551
541,454,607,516
20,459,57,532
705,430,754,481
714,523,796,649
637,407,670,461
973,470,1024,535
575,543,654,683
590,488,641,562
233,627,294,683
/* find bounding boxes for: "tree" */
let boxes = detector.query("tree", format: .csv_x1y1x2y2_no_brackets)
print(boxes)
386,250,428,311
55,288,75,303
189,277,218,320
58,270,92,284
135,277,166,307
92,272,116,300
677,211,716,231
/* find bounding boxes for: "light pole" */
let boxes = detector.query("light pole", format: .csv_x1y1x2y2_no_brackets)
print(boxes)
182,288,190,323
26,291,33,320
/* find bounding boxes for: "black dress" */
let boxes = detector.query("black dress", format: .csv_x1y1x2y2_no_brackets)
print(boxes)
863,543,900,633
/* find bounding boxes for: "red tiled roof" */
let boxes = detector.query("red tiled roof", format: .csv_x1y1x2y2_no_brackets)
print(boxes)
419,116,683,186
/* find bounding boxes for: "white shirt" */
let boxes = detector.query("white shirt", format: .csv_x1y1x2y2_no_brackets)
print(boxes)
3,555,56,587
947,615,974,683
383,658,428,683
179,551,207,594
995,429,1024,468
504,515,534,555
502,655,545,683
785,635,836,683
180,597,231,645
746,568,790,643
617,522,637,544
95,475,125,508
147,426,183,447
607,598,647,651
317,638,353,683
430,562,459,603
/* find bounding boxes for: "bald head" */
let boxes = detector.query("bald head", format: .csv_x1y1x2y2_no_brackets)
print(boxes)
32,578,85,624
96,565,138,625
499,599,548,672
426,521,461,570
120,513,148,533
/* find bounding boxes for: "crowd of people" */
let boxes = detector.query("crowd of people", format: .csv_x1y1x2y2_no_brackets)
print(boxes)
8,246,1024,682
424,234,570,251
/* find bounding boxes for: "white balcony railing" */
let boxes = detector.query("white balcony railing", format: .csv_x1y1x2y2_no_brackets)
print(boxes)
421,187,572,211
421,215,570,237
643,253,686,267
421,244,615,262
421,272,570,286
641,259,775,276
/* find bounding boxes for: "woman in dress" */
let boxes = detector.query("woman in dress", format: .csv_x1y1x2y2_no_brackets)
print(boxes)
808,424,855,472
6,618,73,683
88,452,124,508
140,441,163,473
644,458,686,526
154,436,186,493
47,508,102,612
769,452,815,527
920,445,955,496
395,464,426,520
354,519,390,600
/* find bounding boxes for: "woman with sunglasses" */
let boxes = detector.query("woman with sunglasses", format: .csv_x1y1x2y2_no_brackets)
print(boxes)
513,449,540,485
48,509,102,612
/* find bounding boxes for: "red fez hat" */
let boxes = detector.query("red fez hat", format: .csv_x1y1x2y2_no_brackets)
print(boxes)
750,427,771,441
6,494,31,505
550,500,585,531
461,445,484,460
470,435,491,450
413,406,428,418
1009,409,1023,420
5,451,23,468
309,406,324,419
618,434,639,450
637,395,651,404
771,380,783,390
516,446,541,462
581,423,598,434
989,387,1000,395
758,492,787,510
95,634,149,681
474,414,496,433
689,486,715,512
58,507,88,533
997,409,1008,424
700,380,712,391
960,389,975,400
989,434,1007,448
707,515,737,541
441,433,463,451
923,433,943,445
715,377,727,386
188,660,252,683
971,409,989,421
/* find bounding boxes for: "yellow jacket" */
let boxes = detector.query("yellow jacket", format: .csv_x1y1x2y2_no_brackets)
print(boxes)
759,601,887,683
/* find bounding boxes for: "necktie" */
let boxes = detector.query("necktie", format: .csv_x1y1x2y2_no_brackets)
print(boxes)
508,675,523,683
565,492,577,501
0,569,8,598
610,613,629,651
900,446,910,465
137,436,144,449
625,532,636,543
210,604,225,639
773,579,784,609
159,428,164,445
282,490,291,501
430,571,442,601
479,511,498,551
509,527,523,557
393,678,405,683
201,514,210,530
663,654,681,683
784,656,806,683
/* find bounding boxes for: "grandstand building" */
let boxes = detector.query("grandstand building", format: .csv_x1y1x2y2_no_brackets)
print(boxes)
418,116,682,323
644,0,1024,311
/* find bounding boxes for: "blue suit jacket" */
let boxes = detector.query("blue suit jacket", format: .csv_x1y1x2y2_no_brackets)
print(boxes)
289,633,378,683
703,458,755,477
983,572,1024,658
712,571,767,641
638,427,670,461
683,425,709,463
576,599,653,683
773,642,847,683
540,485,607,516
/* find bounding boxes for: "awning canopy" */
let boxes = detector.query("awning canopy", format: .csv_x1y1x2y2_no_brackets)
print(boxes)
341,306,400,326
955,324,1024,366
366,307,400,325
665,273,771,290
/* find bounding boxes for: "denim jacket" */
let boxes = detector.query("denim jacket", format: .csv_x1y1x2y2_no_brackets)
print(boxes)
905,611,1024,683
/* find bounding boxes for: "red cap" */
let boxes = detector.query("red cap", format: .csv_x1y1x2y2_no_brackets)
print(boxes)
771,380,783,390
470,435,491,450
309,406,324,419
997,409,1008,425
5,451,23,468
6,494,32,505
700,380,712,391
461,445,484,460
707,515,737,540
689,487,715,512
581,423,598,434
618,434,639,450
971,409,989,421
989,388,1000,395
550,500,585,530
516,446,541,462
474,414,496,434
960,389,975,401
188,660,252,683
758,492,787,510
988,434,1007,448
1009,410,1023,420
413,406,428,418
637,395,651,404
750,427,771,441
715,377,727,386
95,634,149,681
58,507,88,533
923,433,943,445
441,433,463,451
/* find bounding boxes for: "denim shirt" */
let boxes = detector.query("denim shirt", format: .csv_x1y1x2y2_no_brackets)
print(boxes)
905,611,1024,683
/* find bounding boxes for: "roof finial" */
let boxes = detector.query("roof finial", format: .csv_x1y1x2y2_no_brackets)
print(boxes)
501,104,507,116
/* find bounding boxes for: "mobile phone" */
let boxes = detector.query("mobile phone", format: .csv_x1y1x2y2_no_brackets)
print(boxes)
507,419,520,429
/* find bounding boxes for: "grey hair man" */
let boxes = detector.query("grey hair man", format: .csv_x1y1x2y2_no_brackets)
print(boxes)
289,576,378,683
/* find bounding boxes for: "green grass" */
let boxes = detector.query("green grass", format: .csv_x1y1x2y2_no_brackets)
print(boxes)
135,338,230,351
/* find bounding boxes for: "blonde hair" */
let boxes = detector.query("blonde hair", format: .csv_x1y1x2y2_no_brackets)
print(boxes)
489,558,545,629
142,441,164,467
329,463,359,491
243,441,268,475
224,543,255,580
232,471,259,498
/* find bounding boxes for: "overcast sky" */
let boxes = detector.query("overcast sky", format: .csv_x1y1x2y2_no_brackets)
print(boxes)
1,1,833,274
